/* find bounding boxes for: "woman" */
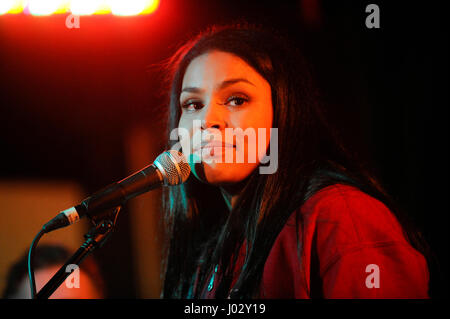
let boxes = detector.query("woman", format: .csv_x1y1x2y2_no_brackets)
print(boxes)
159,24,430,298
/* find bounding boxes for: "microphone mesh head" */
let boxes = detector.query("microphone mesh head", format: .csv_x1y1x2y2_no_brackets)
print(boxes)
154,150,190,185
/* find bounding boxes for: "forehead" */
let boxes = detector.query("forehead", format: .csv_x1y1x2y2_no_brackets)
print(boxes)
181,51,264,89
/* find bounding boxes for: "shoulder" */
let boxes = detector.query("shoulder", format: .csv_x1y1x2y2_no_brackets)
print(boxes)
262,184,429,298
297,183,409,245
278,183,408,244
275,183,425,271
296,184,429,298
289,184,428,280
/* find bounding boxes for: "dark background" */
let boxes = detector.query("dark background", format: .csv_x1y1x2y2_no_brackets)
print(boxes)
0,0,447,298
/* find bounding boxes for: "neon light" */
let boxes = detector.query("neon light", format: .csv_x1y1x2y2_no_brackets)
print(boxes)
0,0,14,15
28,0,64,16
53,1,71,14
110,0,159,16
0,0,160,16
69,0,104,15
0,0,26,15
140,0,159,14
92,3,111,15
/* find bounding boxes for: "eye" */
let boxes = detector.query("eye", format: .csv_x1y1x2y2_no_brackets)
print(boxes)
181,99,203,112
226,95,249,107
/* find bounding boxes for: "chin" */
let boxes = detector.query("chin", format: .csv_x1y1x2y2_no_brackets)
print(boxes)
201,162,256,186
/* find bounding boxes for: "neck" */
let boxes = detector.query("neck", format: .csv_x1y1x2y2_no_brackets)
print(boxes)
220,179,248,211
220,189,237,211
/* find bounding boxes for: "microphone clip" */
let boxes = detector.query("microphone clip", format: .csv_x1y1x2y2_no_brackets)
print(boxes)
32,206,121,299
89,205,122,229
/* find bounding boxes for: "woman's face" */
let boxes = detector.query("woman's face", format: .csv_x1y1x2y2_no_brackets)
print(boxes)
178,50,273,186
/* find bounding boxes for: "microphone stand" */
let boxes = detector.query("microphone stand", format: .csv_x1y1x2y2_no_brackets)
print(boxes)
35,206,121,299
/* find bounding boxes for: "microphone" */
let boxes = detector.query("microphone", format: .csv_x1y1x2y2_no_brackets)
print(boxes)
42,150,190,233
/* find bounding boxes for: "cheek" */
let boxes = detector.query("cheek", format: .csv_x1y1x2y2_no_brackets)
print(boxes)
178,116,190,131
178,117,203,136
177,117,205,160
233,95,273,129
177,117,192,153
231,104,273,160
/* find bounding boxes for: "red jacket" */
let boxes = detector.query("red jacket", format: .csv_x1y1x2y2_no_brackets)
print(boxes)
201,184,429,298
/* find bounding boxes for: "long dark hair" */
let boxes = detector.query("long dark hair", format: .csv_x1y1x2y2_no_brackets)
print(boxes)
159,24,430,298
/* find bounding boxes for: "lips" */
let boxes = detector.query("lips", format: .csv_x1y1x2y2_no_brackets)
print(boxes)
191,140,233,152
200,140,235,149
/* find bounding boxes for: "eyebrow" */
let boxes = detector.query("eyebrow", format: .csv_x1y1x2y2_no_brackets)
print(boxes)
181,78,256,94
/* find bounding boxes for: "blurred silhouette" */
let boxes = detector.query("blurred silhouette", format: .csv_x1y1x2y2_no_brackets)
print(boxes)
2,244,105,299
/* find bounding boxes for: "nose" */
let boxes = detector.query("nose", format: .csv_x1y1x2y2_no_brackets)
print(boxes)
200,102,225,130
